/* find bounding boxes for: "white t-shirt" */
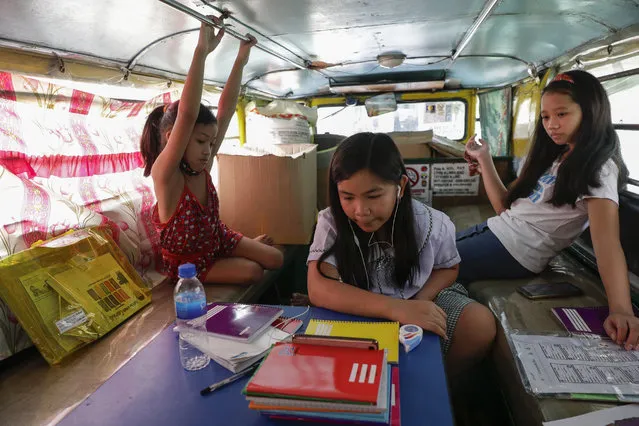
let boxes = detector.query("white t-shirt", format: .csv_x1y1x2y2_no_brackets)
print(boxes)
488,158,619,273
307,199,460,299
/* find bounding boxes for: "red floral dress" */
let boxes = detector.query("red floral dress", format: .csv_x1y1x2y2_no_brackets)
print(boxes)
152,172,242,280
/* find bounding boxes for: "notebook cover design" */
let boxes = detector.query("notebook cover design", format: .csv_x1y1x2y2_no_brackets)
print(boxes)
254,367,392,424
272,316,303,334
552,306,639,336
202,303,283,342
305,319,399,363
245,342,385,404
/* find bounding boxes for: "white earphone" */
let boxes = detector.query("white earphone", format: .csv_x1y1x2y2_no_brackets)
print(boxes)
349,183,403,290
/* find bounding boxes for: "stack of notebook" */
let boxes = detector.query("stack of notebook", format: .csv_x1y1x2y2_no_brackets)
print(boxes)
177,303,302,372
243,341,400,425
304,319,400,363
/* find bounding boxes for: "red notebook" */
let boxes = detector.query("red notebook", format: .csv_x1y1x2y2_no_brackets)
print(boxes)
244,342,385,404
390,366,401,426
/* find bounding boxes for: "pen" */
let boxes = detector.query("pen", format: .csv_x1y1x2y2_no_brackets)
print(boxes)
200,364,259,396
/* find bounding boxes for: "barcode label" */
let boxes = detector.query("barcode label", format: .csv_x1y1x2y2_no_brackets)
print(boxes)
55,310,88,334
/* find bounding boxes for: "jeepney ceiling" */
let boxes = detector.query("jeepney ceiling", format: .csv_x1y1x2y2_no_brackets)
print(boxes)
0,0,637,98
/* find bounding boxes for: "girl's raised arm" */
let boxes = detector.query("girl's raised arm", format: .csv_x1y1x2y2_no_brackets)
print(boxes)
210,34,257,165
152,17,225,183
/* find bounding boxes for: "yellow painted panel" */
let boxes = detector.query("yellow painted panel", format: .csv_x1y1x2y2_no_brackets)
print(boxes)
310,89,477,144
512,80,540,159
236,98,247,145
400,89,476,102
0,46,225,93
511,70,555,159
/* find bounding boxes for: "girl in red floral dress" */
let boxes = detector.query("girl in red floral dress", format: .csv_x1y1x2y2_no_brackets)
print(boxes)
140,17,283,284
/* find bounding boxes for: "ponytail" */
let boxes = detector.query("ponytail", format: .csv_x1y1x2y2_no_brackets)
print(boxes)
139,100,218,177
140,105,166,177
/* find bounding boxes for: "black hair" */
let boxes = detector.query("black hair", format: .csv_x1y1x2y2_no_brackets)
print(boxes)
140,101,217,177
507,69,628,207
317,132,419,289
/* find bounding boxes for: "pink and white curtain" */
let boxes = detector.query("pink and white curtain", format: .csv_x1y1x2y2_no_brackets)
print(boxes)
0,71,175,359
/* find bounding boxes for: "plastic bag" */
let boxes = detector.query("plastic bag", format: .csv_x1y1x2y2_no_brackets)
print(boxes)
245,100,317,147
0,227,151,364
507,330,639,402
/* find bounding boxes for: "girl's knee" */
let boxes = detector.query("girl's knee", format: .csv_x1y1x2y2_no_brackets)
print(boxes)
267,249,284,270
452,302,497,355
446,303,496,376
462,303,496,346
244,261,265,283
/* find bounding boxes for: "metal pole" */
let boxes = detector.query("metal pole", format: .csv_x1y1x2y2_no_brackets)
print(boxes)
199,1,309,66
157,0,308,70
127,28,199,71
450,0,503,62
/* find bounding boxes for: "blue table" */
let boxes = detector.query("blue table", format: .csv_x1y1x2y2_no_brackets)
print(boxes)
60,307,453,425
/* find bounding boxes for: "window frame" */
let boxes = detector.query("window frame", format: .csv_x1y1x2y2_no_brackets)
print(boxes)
568,67,639,297
315,97,469,142
604,68,639,198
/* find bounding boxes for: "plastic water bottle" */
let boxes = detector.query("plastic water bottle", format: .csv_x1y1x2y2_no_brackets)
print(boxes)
174,263,210,371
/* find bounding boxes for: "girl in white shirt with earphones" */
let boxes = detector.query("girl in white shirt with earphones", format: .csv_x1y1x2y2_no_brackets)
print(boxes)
307,132,496,377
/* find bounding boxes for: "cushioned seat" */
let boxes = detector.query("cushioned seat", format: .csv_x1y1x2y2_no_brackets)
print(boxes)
443,204,617,425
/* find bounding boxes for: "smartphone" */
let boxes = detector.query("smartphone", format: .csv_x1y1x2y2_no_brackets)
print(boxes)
517,282,584,300
292,334,379,350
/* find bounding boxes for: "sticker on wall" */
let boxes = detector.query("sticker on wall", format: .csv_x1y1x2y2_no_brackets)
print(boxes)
405,164,431,205
431,163,479,196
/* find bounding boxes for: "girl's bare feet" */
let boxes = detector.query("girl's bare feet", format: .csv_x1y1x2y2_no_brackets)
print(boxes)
254,234,275,246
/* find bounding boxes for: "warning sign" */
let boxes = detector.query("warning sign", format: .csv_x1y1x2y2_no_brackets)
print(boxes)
405,164,431,205
432,163,479,196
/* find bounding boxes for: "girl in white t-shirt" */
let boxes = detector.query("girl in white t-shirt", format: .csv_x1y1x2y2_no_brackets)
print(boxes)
458,69,638,350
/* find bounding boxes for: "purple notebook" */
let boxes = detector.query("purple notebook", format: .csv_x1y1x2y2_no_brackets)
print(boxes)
552,306,639,336
203,303,283,342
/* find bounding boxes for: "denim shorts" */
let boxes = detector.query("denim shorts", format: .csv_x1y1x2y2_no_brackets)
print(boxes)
455,222,535,285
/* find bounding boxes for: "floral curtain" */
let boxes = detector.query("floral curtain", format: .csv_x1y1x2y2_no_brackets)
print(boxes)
0,71,176,360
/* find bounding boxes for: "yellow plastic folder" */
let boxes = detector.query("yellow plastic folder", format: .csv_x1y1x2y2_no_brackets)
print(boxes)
0,227,151,364
304,319,400,363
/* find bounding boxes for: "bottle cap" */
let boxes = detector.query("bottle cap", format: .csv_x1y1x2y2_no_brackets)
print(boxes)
178,263,197,279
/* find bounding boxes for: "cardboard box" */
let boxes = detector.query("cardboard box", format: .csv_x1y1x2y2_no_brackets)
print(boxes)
217,144,317,245
430,134,466,157
388,130,433,159
317,146,337,211
314,134,346,210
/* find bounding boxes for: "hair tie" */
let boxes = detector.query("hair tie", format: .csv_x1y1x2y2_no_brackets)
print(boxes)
552,73,574,84
163,103,170,113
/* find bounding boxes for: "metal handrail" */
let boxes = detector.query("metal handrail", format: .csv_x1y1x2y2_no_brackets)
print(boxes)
157,0,308,70
199,0,309,65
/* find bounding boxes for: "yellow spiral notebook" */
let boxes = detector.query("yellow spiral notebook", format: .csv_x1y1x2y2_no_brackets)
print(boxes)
304,319,399,363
